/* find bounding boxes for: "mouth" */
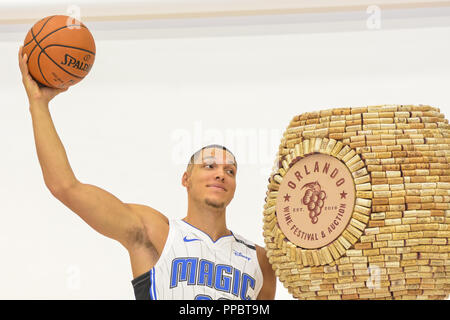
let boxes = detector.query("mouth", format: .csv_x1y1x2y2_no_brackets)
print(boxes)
207,184,227,192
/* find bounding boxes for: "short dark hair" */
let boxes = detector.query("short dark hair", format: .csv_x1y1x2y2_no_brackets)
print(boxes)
187,144,237,171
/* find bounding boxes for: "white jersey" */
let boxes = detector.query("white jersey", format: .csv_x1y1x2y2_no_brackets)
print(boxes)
132,219,264,300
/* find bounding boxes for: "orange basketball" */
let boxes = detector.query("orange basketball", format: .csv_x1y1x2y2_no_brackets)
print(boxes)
23,15,96,89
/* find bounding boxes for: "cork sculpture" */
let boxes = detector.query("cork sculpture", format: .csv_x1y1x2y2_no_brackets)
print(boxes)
263,105,449,300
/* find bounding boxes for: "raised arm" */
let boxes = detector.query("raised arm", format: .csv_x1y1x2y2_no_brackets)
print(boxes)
18,46,155,250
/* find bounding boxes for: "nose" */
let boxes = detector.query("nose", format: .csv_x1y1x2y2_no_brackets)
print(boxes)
215,170,225,182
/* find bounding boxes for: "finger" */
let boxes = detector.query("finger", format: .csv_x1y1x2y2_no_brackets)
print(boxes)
26,74,39,88
18,45,22,62
19,52,36,89
20,67,39,94
18,45,25,74
47,87,68,100
20,56,33,89
18,51,29,77
56,87,69,94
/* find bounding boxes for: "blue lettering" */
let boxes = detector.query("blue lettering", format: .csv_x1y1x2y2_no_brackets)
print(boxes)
214,264,232,292
170,257,198,288
195,294,212,300
198,259,214,287
240,273,256,300
169,258,256,300
232,268,241,297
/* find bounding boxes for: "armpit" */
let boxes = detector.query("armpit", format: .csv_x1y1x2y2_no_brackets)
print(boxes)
127,226,156,251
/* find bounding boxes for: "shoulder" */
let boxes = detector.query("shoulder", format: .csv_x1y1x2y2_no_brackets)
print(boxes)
231,232,257,251
255,244,277,300
255,244,271,271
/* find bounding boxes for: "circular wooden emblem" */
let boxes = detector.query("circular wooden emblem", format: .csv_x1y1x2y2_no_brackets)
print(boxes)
276,153,356,249
265,137,371,266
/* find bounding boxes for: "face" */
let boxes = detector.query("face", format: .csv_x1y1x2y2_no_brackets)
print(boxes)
182,147,237,210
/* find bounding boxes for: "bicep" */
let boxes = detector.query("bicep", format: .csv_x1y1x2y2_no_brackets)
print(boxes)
54,181,143,247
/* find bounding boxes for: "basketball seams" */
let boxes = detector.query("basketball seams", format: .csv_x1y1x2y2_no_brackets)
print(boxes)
23,15,55,48
43,44,95,56
27,23,87,64
31,27,54,86
36,50,52,86
37,47,83,80
42,44,95,77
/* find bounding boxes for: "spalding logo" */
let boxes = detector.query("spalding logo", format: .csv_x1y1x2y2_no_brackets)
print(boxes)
60,53,91,72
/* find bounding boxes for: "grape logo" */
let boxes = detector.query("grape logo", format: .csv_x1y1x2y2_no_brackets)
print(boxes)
276,153,356,249
301,181,326,224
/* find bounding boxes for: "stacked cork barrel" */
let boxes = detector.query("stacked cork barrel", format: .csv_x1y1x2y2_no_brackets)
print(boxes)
263,104,449,299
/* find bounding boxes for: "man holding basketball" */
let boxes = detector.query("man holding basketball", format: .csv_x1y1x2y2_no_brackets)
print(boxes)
18,46,276,300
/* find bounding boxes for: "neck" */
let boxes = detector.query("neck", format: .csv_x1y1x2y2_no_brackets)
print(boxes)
184,198,230,241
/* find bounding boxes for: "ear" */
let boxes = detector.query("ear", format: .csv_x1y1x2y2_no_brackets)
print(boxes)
182,171,189,188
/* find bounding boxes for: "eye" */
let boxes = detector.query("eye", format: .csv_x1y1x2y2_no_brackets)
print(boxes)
227,169,235,176
204,163,214,169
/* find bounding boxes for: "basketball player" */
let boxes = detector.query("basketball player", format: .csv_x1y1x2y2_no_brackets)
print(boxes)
18,46,276,300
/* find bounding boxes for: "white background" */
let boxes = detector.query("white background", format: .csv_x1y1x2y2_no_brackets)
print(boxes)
0,3,449,299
